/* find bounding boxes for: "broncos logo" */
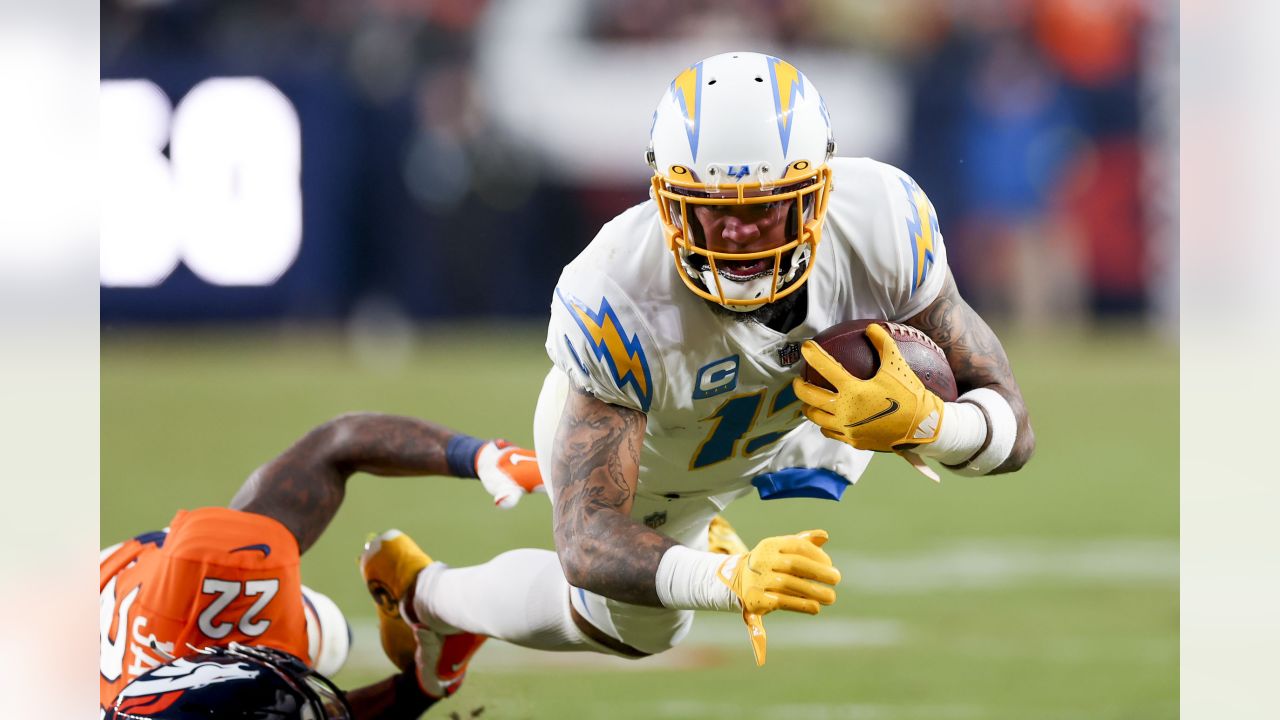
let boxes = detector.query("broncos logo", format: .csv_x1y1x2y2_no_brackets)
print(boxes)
767,56,805,156
557,290,653,412
112,658,263,715
900,176,939,295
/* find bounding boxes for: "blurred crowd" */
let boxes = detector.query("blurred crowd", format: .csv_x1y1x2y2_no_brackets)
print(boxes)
101,0,1173,327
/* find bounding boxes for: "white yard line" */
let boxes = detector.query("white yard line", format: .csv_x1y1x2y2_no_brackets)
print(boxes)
830,538,1177,593
653,700,988,720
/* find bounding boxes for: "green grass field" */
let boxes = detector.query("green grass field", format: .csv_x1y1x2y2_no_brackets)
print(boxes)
101,324,1177,720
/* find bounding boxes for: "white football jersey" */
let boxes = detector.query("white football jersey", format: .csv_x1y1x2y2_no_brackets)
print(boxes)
544,157,949,519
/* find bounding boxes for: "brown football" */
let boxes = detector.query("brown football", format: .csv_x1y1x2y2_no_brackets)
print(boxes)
802,320,959,401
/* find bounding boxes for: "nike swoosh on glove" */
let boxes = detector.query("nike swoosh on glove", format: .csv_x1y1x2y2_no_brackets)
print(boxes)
792,323,946,453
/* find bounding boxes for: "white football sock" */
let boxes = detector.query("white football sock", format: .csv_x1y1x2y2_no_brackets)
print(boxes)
412,548,590,651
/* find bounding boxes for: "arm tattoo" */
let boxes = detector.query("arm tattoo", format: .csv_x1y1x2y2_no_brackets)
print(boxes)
229,412,458,554
551,388,676,606
906,271,1036,473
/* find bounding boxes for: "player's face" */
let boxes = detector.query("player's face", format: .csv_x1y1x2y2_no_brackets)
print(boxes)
691,199,794,281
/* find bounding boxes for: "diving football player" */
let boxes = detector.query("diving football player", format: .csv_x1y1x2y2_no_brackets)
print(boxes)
391,51,1035,666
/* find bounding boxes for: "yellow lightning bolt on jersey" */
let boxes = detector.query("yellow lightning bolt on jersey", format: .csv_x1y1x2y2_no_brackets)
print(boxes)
557,290,653,411
900,178,937,294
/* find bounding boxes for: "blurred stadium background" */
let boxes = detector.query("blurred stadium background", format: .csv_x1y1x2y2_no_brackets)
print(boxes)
100,1,1178,718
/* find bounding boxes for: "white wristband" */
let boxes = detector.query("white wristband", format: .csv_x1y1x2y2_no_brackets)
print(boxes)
654,545,741,612
913,400,988,464
946,388,1018,476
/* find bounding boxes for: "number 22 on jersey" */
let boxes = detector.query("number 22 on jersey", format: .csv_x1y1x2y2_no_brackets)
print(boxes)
198,578,280,638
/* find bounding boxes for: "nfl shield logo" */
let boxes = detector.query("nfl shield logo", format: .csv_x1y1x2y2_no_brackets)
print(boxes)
777,342,801,367
643,511,667,529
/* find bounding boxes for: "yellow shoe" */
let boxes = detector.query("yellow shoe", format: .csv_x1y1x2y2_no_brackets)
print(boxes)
707,514,749,555
359,529,432,672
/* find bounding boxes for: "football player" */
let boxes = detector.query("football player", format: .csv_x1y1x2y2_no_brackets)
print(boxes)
389,51,1036,666
99,412,541,717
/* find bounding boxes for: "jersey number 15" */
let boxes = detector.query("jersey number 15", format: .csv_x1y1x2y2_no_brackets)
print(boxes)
691,384,799,469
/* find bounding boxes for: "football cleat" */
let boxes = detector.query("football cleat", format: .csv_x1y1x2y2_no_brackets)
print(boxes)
359,530,433,672
359,529,486,698
707,514,749,556
413,622,487,699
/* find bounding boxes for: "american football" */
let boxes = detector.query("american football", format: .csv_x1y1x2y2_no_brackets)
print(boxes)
803,320,959,401
93,4,1180,716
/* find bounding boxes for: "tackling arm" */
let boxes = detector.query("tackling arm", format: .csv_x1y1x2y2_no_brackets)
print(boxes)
550,387,677,606
229,412,463,554
905,270,1036,474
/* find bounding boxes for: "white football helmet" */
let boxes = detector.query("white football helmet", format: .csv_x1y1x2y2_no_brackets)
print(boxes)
647,52,835,312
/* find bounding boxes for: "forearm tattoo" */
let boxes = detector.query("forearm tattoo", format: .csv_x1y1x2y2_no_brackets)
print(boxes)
230,413,456,554
551,388,676,606
907,272,1036,472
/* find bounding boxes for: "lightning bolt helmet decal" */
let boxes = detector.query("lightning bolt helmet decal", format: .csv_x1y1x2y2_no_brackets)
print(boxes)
670,62,704,162
767,56,805,156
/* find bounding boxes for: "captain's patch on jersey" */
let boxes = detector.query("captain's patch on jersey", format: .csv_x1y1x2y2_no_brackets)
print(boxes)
900,176,940,296
556,289,653,412
693,355,739,400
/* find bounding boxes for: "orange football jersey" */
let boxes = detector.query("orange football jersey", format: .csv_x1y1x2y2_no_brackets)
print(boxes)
99,507,308,709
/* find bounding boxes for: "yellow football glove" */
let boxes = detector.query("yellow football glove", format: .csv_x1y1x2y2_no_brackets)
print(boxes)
716,529,841,666
792,323,946,454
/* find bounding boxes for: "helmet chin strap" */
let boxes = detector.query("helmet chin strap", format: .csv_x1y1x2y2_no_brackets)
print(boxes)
686,243,812,312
